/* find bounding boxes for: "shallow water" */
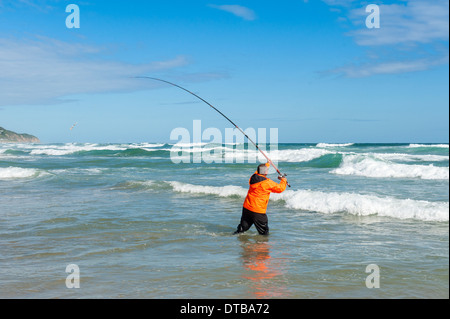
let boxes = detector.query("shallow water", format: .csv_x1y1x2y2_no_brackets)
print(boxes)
1,142,448,298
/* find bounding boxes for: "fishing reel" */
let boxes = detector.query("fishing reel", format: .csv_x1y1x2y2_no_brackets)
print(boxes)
278,173,287,179
278,173,291,187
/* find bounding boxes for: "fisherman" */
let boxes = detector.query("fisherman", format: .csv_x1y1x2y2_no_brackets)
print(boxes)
234,162,287,235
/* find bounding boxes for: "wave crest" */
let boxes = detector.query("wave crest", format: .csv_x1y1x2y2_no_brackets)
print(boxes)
0,167,41,180
164,181,449,221
408,144,449,148
331,155,449,180
316,143,354,148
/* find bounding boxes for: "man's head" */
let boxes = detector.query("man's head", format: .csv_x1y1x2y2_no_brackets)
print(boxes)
257,163,270,175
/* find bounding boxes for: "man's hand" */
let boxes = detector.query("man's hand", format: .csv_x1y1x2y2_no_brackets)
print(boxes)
278,175,287,181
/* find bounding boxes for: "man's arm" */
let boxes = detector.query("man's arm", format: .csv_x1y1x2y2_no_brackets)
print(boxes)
266,177,287,193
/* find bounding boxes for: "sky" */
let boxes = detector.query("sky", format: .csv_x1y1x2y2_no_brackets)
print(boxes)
0,0,448,143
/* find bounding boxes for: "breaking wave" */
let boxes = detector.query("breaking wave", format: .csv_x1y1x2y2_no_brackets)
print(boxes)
332,155,449,180
316,143,354,148
170,181,247,197
1,143,166,156
1,143,448,182
0,167,42,180
163,181,449,222
408,144,449,148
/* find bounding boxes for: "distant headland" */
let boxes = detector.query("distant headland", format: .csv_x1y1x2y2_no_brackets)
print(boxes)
0,126,40,143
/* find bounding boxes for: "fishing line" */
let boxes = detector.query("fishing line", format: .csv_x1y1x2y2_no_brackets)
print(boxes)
135,76,290,187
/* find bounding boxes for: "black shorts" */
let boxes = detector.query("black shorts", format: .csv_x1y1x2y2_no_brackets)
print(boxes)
234,207,269,235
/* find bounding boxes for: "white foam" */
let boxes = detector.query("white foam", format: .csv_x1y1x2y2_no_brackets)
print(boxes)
221,148,332,163
408,144,449,148
167,181,449,221
0,167,40,180
369,152,449,162
169,181,247,197
316,143,354,148
132,143,165,148
29,143,128,156
50,168,105,175
169,142,208,147
11,143,165,156
167,146,332,163
332,155,449,180
279,189,449,222
125,143,165,151
270,148,332,162
170,146,228,153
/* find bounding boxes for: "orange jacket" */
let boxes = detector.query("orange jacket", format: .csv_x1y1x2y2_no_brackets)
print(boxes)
243,172,287,214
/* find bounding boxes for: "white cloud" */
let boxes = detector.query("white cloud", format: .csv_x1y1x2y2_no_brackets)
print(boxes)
0,0,56,12
331,54,449,77
209,4,256,21
322,0,449,77
0,37,189,106
348,1,449,46
321,0,358,7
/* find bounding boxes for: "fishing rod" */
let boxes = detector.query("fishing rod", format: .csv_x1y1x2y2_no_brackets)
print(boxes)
135,76,290,187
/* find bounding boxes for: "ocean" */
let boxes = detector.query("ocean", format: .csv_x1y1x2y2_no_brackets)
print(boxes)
1,142,448,298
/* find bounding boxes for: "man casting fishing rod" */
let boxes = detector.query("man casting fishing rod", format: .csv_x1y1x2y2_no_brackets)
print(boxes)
234,162,287,236
136,77,290,235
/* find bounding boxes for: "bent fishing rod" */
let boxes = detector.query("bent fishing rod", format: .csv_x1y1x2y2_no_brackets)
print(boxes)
135,76,290,187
